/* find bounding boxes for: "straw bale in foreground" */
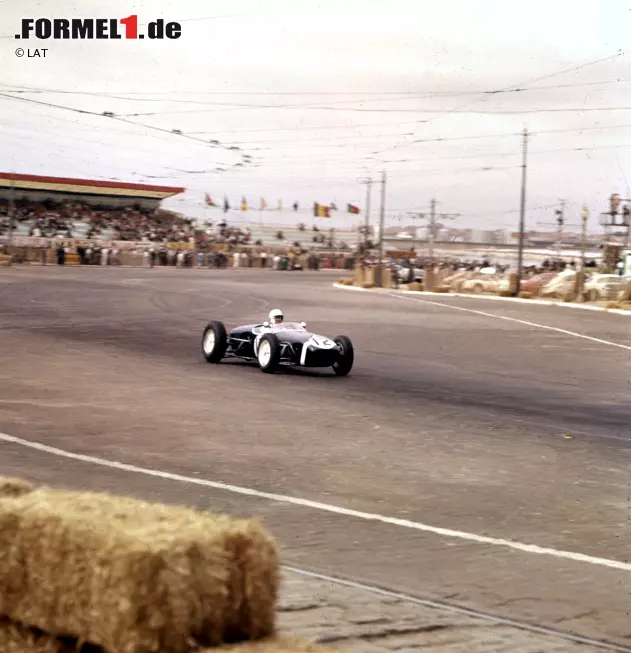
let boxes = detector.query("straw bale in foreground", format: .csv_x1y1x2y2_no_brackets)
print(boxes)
0,489,279,653
215,636,346,653
0,618,69,653
0,476,35,499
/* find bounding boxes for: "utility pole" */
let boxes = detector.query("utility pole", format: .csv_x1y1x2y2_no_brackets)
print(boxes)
428,198,437,262
375,170,386,287
554,200,566,259
577,205,589,300
407,199,459,264
363,178,372,248
515,127,528,296
5,179,15,255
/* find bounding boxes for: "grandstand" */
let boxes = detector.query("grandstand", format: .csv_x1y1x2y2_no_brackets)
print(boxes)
0,173,184,240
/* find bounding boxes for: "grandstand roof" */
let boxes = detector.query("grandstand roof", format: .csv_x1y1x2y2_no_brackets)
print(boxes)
0,173,184,200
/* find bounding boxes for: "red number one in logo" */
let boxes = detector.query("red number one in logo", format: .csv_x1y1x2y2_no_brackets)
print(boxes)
121,15,138,39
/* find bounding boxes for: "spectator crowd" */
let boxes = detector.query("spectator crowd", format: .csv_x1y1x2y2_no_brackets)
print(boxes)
0,197,196,243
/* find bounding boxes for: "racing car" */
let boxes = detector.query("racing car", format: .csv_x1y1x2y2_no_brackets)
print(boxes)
201,319,354,375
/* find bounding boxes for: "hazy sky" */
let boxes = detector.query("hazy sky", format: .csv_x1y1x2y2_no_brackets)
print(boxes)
2,0,631,231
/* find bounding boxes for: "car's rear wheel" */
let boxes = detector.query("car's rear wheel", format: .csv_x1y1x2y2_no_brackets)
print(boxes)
202,320,228,363
332,335,354,376
257,333,281,373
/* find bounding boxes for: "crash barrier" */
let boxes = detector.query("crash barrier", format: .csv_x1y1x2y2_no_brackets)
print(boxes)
353,267,393,289
0,476,285,653
0,254,12,267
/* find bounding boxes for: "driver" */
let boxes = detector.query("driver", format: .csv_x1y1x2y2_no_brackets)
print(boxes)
268,308,284,325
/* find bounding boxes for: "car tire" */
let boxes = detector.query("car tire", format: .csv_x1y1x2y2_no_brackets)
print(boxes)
332,335,354,377
202,320,228,363
257,333,281,373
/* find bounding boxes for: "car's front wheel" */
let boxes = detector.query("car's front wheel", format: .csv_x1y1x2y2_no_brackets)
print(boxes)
257,333,281,373
202,320,228,363
332,335,354,376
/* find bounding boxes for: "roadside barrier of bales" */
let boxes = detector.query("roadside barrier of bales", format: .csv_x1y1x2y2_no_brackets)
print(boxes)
0,254,12,267
0,477,345,653
338,271,631,311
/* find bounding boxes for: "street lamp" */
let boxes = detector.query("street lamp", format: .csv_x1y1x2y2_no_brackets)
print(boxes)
577,205,589,300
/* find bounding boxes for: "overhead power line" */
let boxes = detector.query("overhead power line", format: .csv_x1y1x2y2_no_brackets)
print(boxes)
0,92,249,161
2,78,629,99
373,50,624,155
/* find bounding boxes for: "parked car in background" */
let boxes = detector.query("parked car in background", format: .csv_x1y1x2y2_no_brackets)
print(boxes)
396,264,423,284
461,268,503,294
497,271,558,295
583,274,631,302
539,269,577,298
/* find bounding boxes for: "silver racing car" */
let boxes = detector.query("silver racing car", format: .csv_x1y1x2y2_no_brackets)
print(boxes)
201,319,354,375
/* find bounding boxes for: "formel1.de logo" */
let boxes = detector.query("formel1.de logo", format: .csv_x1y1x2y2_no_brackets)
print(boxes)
15,16,181,40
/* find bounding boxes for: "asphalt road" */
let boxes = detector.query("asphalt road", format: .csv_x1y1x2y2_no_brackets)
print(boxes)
0,266,630,648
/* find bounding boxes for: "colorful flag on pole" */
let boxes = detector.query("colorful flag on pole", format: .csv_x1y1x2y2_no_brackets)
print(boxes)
205,194,217,207
241,197,248,212
293,201,299,212
329,202,338,211
223,196,230,213
259,197,267,211
313,203,330,218
347,203,361,214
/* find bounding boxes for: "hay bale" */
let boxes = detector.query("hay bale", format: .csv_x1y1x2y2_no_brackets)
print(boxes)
621,280,631,302
0,619,68,653
218,637,345,653
0,488,279,653
407,282,422,292
497,290,513,297
518,291,533,299
0,477,35,499
432,286,450,293
360,282,375,289
605,301,623,310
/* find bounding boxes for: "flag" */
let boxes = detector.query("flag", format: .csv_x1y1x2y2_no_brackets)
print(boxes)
223,196,230,213
347,203,360,214
293,201,299,212
259,197,267,211
241,197,248,211
277,199,282,211
313,203,330,218
205,193,217,207
329,202,338,211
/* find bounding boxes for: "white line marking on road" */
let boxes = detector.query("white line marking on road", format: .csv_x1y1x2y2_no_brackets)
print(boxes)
386,293,631,351
1,431,630,572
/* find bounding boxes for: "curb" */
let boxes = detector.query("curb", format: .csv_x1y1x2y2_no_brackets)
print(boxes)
332,283,631,316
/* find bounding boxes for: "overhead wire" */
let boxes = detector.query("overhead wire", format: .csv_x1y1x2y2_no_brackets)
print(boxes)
3,77,628,101
372,50,625,156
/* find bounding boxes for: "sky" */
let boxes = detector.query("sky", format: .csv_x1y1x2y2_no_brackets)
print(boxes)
2,0,631,233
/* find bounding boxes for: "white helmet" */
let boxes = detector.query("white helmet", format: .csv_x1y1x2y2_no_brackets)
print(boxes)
269,308,284,324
